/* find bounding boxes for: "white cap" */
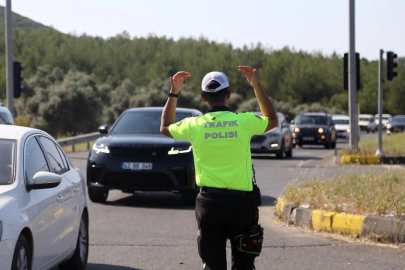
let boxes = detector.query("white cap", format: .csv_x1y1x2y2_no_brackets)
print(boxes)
201,71,230,92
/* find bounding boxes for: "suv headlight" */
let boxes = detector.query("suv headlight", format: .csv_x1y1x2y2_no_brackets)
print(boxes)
93,143,110,154
168,146,192,155
294,127,300,133
387,124,391,128
318,128,324,134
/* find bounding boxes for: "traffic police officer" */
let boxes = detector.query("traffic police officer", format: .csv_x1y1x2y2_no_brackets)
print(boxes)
160,66,278,270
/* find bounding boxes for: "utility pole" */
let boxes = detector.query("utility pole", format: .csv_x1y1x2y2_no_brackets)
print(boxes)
348,0,358,151
375,49,384,156
5,0,14,116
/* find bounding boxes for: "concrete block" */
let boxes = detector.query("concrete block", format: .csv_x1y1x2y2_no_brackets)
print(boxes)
282,204,296,223
295,208,312,229
291,208,297,224
332,213,365,235
275,197,286,218
362,216,405,243
312,210,336,232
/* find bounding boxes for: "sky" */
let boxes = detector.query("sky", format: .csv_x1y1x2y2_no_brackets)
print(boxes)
2,0,404,60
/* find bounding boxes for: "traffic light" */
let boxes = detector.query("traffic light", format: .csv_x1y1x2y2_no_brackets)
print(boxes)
13,61,24,98
344,53,360,90
386,51,398,82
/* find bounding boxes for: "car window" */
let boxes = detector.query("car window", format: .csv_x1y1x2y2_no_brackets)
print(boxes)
56,145,70,171
0,139,16,185
111,111,193,135
296,115,328,125
25,137,49,184
0,112,12,124
38,136,67,175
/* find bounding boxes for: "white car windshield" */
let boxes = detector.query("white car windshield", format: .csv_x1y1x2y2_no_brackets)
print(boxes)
334,119,349,125
0,139,16,185
111,111,193,135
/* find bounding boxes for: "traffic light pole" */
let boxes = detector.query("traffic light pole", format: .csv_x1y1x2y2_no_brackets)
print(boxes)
375,49,384,157
348,0,358,151
5,0,14,116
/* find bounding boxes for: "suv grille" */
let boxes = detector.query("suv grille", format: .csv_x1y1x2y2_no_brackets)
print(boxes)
251,135,267,143
110,147,170,159
300,128,318,135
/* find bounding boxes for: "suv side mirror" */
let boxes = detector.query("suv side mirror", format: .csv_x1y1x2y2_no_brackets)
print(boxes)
98,125,109,134
27,172,62,191
290,120,294,124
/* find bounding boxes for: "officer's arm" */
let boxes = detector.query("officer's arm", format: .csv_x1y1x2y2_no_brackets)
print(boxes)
238,66,278,132
160,71,191,138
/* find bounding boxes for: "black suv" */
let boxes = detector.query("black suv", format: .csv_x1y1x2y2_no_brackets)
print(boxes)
292,113,337,148
87,107,202,204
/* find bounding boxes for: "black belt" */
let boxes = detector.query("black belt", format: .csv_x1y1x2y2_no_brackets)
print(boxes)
200,187,251,198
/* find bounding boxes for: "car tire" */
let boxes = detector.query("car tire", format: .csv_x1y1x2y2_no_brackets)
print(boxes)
276,140,285,159
324,137,332,149
88,187,108,203
59,213,89,270
285,141,293,158
12,234,31,270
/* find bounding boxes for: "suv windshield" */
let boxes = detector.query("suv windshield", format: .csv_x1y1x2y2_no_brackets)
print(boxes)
296,115,328,125
359,117,372,122
111,111,193,135
0,139,16,185
334,119,349,124
393,118,405,123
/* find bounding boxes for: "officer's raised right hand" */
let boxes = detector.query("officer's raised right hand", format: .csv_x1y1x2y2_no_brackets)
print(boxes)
238,65,260,89
170,71,191,94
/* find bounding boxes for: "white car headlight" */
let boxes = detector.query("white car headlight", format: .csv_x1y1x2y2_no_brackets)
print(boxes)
93,143,110,154
387,124,391,128
168,146,192,155
346,128,350,132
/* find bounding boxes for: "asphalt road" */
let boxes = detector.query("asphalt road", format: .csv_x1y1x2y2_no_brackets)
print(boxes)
64,132,405,270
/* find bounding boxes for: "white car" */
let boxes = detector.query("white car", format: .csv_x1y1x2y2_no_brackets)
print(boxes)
0,105,14,125
374,114,393,129
358,114,377,133
0,126,89,270
332,114,360,140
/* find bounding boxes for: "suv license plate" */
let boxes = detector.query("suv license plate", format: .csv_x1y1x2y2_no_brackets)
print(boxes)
122,162,153,170
251,144,261,149
302,137,314,141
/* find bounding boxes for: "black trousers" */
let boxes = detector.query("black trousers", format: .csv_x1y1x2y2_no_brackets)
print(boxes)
195,190,258,270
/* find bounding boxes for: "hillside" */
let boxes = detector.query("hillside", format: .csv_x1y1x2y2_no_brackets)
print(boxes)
0,5,53,30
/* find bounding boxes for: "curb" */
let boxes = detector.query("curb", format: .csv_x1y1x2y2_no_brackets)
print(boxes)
275,197,405,243
340,155,405,165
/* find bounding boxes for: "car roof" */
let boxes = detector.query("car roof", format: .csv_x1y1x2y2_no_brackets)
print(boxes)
332,114,349,119
359,114,373,117
374,114,392,117
0,106,12,113
0,125,45,140
124,107,203,115
394,115,405,118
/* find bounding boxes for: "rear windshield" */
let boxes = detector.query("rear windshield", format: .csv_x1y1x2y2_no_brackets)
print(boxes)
0,139,16,185
0,112,12,125
111,111,193,135
296,115,327,125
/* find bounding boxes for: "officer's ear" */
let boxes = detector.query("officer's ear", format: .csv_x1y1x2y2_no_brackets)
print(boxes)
226,90,231,100
200,92,207,102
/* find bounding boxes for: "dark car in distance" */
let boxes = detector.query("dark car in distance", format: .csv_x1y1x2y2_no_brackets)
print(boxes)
292,113,337,149
387,116,405,134
87,107,203,204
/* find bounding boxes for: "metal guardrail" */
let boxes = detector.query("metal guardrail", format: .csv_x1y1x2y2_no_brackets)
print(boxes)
56,132,102,152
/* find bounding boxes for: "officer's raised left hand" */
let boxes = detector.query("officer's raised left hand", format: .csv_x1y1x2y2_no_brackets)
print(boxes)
170,71,191,94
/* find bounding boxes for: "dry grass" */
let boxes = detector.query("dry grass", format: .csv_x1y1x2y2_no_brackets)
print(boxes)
284,169,405,218
338,132,405,156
